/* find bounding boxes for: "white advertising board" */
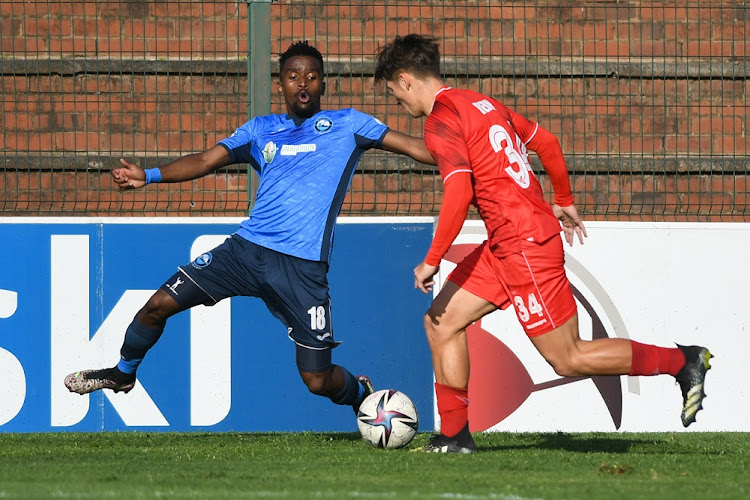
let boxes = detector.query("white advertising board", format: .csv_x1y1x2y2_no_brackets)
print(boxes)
435,221,750,432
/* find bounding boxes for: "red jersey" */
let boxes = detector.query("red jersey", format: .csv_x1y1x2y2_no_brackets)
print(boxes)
424,87,572,258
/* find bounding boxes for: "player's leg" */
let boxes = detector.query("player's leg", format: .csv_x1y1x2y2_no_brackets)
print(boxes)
426,280,497,388
530,314,676,376
421,280,496,453
512,236,712,426
260,247,373,413
529,316,712,426
529,314,634,376
425,280,495,427
420,243,503,453
296,347,374,414
65,237,244,395
63,281,200,395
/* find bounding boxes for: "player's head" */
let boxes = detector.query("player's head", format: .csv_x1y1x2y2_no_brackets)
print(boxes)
277,41,326,119
374,35,443,118
374,34,441,83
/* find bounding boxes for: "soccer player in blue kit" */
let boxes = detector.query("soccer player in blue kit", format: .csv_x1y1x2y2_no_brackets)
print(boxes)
64,41,435,415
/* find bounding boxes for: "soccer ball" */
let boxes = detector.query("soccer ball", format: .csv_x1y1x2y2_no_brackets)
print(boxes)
357,389,419,449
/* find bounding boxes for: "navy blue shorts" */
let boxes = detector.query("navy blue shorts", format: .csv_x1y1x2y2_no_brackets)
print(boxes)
160,234,340,371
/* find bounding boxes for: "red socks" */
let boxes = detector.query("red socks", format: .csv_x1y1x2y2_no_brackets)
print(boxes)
629,341,686,376
434,382,469,437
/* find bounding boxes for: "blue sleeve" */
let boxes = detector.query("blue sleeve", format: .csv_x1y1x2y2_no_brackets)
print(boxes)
218,119,262,171
349,109,390,149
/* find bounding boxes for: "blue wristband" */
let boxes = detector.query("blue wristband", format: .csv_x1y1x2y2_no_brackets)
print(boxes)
144,168,162,185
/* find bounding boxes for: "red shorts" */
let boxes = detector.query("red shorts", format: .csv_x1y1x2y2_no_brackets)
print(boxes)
446,235,577,336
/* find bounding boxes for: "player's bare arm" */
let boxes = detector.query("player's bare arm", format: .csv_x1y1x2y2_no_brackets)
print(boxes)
379,130,436,165
112,145,231,190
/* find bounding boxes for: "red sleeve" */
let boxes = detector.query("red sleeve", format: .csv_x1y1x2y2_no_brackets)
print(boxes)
423,97,475,266
508,109,573,207
525,125,574,206
507,106,538,143
424,99,473,181
424,172,473,266
508,108,574,206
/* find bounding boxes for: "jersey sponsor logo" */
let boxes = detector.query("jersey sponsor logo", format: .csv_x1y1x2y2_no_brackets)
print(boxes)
262,141,277,164
314,117,333,133
191,252,212,269
280,144,317,156
472,99,496,115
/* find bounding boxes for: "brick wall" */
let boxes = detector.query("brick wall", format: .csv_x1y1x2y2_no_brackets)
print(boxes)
1,0,748,220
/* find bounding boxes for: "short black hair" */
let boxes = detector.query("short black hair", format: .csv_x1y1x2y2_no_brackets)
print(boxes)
374,34,441,83
279,41,324,74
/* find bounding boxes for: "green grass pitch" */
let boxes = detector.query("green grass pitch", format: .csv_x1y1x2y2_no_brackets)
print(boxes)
1,431,748,499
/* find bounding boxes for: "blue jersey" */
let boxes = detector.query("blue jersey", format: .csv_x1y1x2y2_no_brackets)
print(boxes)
218,109,389,262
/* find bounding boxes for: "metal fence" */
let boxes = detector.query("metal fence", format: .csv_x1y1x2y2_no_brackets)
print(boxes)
1,0,250,215
1,1,748,220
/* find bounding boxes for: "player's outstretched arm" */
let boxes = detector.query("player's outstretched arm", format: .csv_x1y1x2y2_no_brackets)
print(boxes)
552,203,587,246
112,145,231,191
378,130,437,165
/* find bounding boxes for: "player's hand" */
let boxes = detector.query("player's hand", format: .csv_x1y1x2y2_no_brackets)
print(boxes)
112,158,147,190
414,261,439,294
552,204,587,246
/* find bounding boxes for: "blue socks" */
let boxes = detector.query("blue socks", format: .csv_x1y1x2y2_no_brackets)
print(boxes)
355,379,366,405
331,368,364,406
117,317,164,375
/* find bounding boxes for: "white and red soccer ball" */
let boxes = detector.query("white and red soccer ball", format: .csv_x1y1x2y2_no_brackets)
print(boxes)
357,389,419,449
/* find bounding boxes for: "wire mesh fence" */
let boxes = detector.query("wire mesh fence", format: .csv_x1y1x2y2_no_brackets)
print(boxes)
1,0,249,215
1,1,748,220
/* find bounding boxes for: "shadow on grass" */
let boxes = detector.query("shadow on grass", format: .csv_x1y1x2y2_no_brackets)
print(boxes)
323,432,362,442
479,432,659,454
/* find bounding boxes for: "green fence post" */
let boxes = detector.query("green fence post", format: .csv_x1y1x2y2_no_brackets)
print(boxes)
242,0,273,209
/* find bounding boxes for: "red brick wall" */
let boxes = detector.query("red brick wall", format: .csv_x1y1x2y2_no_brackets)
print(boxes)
1,1,747,220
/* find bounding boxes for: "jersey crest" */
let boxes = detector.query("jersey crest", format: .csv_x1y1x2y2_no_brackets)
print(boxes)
262,141,277,163
314,117,333,133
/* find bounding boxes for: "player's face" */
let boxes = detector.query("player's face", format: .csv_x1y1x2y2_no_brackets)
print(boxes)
386,77,423,118
278,55,325,119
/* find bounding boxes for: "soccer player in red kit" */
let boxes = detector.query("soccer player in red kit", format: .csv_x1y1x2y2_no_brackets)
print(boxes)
374,34,713,453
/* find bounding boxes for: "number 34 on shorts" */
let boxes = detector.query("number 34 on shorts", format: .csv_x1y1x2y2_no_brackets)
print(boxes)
514,293,544,323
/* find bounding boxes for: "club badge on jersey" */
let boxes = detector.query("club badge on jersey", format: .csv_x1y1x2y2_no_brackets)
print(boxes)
314,117,333,133
262,141,277,163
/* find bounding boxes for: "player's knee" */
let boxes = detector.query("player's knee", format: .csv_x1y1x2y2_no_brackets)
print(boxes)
547,352,585,377
423,312,441,343
423,311,455,346
300,371,329,396
550,361,580,378
423,311,434,332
